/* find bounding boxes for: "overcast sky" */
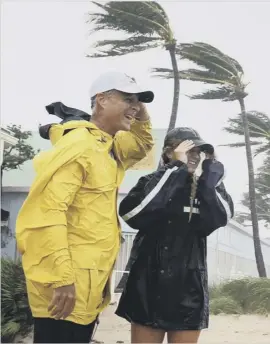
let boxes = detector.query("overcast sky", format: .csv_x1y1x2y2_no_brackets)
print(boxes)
2,1,270,236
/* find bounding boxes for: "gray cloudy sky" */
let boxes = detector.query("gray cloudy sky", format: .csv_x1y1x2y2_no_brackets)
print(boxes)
1,1,270,235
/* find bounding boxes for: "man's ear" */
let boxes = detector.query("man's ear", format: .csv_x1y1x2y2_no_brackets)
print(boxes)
95,93,107,109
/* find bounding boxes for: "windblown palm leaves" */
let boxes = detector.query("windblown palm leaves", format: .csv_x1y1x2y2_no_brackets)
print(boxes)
87,1,180,131
87,1,174,58
153,42,248,101
223,111,270,155
236,156,270,227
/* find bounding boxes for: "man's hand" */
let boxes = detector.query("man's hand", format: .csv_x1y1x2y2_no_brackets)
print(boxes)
174,140,195,164
48,284,76,320
135,103,149,121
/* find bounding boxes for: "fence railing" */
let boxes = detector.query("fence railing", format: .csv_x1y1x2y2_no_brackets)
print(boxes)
112,232,270,297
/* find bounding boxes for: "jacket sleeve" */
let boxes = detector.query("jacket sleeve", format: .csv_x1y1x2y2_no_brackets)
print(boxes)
119,161,189,230
197,159,234,236
20,160,86,288
114,119,154,170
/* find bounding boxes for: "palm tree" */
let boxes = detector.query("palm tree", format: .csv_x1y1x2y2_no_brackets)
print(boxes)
223,113,270,229
87,1,179,131
235,156,270,229
223,111,270,155
154,42,267,277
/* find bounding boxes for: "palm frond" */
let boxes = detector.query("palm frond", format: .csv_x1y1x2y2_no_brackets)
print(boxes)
88,36,162,58
152,67,232,85
224,111,270,136
89,1,170,38
179,69,231,85
222,111,270,155
254,143,270,156
219,141,261,148
151,67,174,79
188,87,239,102
191,42,244,74
177,42,244,82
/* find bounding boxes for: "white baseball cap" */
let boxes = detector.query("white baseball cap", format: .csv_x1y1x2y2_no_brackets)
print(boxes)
89,71,154,103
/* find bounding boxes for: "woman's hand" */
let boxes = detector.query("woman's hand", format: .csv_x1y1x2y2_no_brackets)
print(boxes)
205,152,216,160
174,140,195,164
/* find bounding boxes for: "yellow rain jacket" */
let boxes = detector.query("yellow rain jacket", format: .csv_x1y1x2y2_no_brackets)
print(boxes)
16,119,153,325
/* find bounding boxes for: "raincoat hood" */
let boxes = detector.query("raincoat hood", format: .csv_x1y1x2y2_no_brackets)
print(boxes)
39,101,92,144
35,102,103,174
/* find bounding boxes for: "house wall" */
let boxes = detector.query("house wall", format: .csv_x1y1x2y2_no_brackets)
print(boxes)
1,191,28,259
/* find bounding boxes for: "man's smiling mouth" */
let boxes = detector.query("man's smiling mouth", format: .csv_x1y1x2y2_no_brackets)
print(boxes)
125,114,134,121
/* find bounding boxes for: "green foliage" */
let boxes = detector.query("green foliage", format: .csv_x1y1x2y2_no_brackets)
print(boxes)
87,1,174,58
209,284,223,299
210,296,242,315
223,111,270,155
153,41,248,102
234,156,270,227
1,258,33,343
209,278,270,315
2,125,38,173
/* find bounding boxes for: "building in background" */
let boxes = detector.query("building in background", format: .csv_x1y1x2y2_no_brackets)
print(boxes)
2,130,270,283
0,127,18,166
1,128,18,250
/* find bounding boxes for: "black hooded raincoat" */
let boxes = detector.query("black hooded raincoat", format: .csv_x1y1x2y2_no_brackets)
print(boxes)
115,159,234,331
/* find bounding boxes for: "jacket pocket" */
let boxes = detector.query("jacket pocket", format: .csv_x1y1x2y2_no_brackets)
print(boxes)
70,251,110,315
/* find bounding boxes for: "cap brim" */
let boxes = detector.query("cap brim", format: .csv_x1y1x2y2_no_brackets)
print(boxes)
137,91,154,103
116,85,154,103
193,139,214,154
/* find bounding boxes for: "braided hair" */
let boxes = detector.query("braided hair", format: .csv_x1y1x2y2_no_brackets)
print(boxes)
189,173,198,222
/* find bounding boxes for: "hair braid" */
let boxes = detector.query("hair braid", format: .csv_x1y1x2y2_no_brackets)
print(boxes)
189,174,198,222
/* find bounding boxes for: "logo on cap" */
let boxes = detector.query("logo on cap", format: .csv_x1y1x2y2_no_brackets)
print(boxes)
125,74,136,84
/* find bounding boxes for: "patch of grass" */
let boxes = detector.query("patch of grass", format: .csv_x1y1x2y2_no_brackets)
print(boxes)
210,296,242,315
209,284,223,300
209,277,270,315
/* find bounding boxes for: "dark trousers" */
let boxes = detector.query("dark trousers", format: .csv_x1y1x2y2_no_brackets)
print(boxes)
33,317,97,343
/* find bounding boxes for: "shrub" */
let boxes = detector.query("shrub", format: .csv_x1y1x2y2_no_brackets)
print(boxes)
209,277,270,315
209,284,223,300
210,296,242,315
1,258,33,343
221,278,270,314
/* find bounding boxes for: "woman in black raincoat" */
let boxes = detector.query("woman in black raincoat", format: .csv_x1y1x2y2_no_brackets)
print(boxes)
115,128,234,343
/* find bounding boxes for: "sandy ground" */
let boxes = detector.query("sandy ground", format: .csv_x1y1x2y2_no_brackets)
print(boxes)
94,304,270,344
21,304,270,344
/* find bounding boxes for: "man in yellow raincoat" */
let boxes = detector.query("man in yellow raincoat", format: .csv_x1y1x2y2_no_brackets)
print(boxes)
16,71,154,343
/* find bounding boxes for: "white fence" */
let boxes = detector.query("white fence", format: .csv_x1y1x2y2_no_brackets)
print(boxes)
112,227,270,296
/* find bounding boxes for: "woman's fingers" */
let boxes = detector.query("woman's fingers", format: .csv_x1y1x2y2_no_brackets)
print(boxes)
175,140,195,153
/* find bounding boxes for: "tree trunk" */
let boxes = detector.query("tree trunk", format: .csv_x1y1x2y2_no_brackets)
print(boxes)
166,43,180,133
156,43,180,169
239,98,267,277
